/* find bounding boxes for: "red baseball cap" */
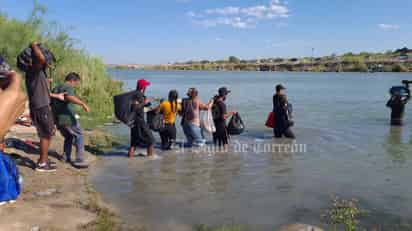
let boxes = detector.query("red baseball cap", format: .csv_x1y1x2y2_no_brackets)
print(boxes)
136,79,151,90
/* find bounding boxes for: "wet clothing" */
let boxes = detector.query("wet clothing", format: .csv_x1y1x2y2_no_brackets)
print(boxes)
182,121,205,147
212,100,229,147
160,101,181,124
130,91,154,147
159,101,180,149
387,96,409,126
58,121,85,162
52,83,76,126
25,69,51,110
31,106,55,138
273,94,295,139
159,123,177,150
181,98,204,146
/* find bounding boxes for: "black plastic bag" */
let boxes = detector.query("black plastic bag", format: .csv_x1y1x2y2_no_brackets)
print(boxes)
227,113,245,135
113,91,138,127
17,44,56,72
147,111,165,132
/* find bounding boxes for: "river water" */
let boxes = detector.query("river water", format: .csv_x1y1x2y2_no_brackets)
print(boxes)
91,70,412,230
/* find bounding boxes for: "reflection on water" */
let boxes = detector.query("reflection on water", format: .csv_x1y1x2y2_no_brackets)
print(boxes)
384,127,412,164
91,71,412,230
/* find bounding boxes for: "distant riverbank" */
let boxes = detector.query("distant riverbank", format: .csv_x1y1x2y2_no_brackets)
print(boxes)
110,47,412,73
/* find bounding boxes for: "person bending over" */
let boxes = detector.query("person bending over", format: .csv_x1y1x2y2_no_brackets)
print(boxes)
51,73,90,168
128,79,155,158
273,84,295,139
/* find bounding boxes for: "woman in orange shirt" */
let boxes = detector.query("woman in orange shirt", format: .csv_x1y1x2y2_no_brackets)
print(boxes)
157,90,181,150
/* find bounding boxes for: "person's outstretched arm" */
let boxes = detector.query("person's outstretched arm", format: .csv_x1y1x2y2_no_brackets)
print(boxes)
0,72,27,140
65,95,90,113
199,99,214,110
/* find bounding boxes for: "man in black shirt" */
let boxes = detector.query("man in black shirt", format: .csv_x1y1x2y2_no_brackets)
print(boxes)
273,84,295,139
387,91,410,126
212,87,236,148
23,43,65,172
127,79,155,158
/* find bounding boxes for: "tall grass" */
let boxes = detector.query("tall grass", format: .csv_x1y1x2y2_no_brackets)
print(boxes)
0,2,123,128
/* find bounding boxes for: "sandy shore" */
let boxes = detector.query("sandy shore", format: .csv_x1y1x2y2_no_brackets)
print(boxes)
0,124,126,231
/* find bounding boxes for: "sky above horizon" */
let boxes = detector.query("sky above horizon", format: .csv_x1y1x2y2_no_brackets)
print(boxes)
1,0,411,64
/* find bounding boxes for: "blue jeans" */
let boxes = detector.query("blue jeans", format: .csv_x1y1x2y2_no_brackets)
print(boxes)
58,122,85,162
182,121,205,147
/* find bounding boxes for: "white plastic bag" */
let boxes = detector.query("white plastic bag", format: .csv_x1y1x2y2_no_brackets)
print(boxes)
201,109,216,133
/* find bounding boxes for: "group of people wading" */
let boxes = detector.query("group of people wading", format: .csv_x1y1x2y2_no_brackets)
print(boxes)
125,80,296,158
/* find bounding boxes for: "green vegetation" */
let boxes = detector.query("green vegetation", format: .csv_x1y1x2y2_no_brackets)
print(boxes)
78,185,122,231
145,48,412,72
0,2,123,128
322,197,367,231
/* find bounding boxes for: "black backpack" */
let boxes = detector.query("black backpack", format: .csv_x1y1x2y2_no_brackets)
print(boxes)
227,113,245,135
17,44,55,72
113,91,138,127
147,111,165,132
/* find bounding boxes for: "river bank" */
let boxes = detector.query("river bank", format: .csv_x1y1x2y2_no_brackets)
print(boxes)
111,48,412,73
0,124,134,231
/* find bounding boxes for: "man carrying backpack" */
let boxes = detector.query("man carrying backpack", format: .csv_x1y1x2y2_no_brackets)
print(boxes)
273,84,295,139
51,73,90,168
127,79,155,158
19,43,65,172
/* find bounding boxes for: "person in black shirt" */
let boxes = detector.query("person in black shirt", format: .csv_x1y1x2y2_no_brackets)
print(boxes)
386,91,410,126
212,87,236,147
127,79,155,158
273,84,295,139
23,43,65,172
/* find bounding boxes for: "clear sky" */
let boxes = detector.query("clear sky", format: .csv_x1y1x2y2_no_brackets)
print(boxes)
1,0,411,64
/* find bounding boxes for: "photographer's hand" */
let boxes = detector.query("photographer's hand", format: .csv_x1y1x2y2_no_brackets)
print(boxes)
0,72,27,140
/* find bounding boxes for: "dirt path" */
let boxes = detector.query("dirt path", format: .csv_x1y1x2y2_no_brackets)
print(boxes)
0,125,121,231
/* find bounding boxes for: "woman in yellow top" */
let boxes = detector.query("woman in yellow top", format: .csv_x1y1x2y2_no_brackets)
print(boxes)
156,90,181,150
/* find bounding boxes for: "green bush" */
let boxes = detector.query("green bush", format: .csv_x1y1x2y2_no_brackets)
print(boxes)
0,3,122,128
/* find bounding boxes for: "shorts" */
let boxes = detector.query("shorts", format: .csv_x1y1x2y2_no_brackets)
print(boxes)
130,121,155,147
31,106,55,138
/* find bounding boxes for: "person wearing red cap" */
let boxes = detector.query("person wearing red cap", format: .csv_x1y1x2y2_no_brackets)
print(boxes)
127,79,155,158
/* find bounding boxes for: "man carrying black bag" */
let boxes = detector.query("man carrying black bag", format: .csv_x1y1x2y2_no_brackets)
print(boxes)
273,84,295,139
17,42,66,172
127,79,155,158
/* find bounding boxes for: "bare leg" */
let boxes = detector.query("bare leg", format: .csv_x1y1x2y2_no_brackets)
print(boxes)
128,146,136,158
39,137,51,164
147,144,154,156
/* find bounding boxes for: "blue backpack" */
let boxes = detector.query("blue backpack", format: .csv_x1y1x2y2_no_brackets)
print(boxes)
0,151,21,202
